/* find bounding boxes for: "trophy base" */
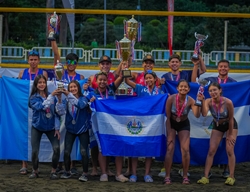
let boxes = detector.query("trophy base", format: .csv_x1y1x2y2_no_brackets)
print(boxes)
57,82,64,90
195,101,202,107
192,55,199,60
48,37,56,41
122,69,132,78
118,89,128,95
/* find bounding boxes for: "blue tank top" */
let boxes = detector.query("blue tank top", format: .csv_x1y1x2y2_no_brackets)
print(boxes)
21,68,43,80
62,70,81,83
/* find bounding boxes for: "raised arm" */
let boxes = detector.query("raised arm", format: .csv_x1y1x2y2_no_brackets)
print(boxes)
114,76,124,89
125,77,136,89
199,55,207,75
190,97,201,118
51,41,60,65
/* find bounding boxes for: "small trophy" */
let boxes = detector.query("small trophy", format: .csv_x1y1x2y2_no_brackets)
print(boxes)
116,34,132,78
54,60,64,90
47,12,61,41
195,78,210,106
192,32,208,60
117,82,128,95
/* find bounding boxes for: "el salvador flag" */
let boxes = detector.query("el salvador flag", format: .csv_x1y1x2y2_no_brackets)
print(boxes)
90,94,168,157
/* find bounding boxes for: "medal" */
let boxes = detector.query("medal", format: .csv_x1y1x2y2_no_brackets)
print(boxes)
175,94,188,123
212,97,222,127
46,112,52,118
176,117,181,122
216,121,219,127
72,119,76,124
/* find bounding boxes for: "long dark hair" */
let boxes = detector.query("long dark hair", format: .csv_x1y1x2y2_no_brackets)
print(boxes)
30,74,48,97
68,80,83,98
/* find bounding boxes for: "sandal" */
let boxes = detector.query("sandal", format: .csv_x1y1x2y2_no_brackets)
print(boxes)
144,175,153,183
115,174,129,183
197,177,209,184
19,167,28,175
225,177,235,186
163,177,172,185
29,172,39,179
182,177,190,184
129,175,137,182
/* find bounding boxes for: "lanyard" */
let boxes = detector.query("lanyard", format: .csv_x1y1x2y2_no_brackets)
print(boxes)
28,69,38,80
98,89,108,99
147,85,158,95
67,73,76,82
170,72,180,81
217,77,228,84
176,94,188,117
212,97,222,124
71,105,77,120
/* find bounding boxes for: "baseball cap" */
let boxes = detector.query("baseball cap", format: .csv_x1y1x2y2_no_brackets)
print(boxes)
99,55,112,63
142,54,155,63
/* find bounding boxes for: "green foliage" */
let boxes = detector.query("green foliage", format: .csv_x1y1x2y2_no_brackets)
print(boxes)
86,18,97,22
113,16,128,25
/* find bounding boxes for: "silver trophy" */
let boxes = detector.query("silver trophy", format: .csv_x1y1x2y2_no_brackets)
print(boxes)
47,12,61,41
54,60,64,89
192,32,208,60
195,78,210,106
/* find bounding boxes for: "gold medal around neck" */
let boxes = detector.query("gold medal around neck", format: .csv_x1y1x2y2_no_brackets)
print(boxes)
72,120,76,125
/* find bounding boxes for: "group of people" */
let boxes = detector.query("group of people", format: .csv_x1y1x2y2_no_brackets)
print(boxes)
12,39,238,186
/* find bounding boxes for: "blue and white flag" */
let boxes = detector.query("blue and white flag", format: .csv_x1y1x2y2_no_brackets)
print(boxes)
164,80,250,165
0,76,80,162
90,94,168,157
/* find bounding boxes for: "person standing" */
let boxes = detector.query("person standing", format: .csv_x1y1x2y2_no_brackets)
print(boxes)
59,80,91,182
197,82,238,186
18,50,48,175
164,80,201,184
28,75,62,179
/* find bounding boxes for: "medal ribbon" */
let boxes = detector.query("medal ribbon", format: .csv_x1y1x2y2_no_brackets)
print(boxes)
217,77,228,84
46,107,50,114
212,97,222,125
98,89,108,99
176,94,188,118
71,105,77,121
28,69,39,80
170,72,180,81
67,73,76,83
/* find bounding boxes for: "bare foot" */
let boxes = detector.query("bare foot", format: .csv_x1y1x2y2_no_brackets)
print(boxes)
90,169,99,176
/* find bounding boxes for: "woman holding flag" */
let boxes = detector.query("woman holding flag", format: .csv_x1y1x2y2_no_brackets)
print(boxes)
125,70,165,183
164,79,201,185
87,71,128,182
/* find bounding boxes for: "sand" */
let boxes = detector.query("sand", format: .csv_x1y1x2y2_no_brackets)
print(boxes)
0,160,250,192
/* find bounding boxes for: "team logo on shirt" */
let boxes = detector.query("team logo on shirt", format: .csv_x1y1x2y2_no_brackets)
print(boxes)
127,118,143,135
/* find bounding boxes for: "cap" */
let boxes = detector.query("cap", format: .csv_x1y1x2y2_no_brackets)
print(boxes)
142,54,155,63
99,55,112,63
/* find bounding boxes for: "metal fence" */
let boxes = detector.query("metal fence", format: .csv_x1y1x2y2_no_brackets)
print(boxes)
1,46,249,65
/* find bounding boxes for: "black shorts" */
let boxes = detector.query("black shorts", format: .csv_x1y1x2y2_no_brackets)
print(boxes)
170,118,190,132
210,118,238,133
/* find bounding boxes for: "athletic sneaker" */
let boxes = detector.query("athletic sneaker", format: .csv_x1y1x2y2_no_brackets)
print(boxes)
178,169,190,177
50,172,58,180
222,171,230,178
56,167,64,174
60,172,71,179
79,174,88,182
158,168,166,178
70,167,78,175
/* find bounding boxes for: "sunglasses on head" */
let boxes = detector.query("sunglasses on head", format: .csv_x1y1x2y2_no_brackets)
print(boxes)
67,60,77,65
28,50,39,57
144,70,157,77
